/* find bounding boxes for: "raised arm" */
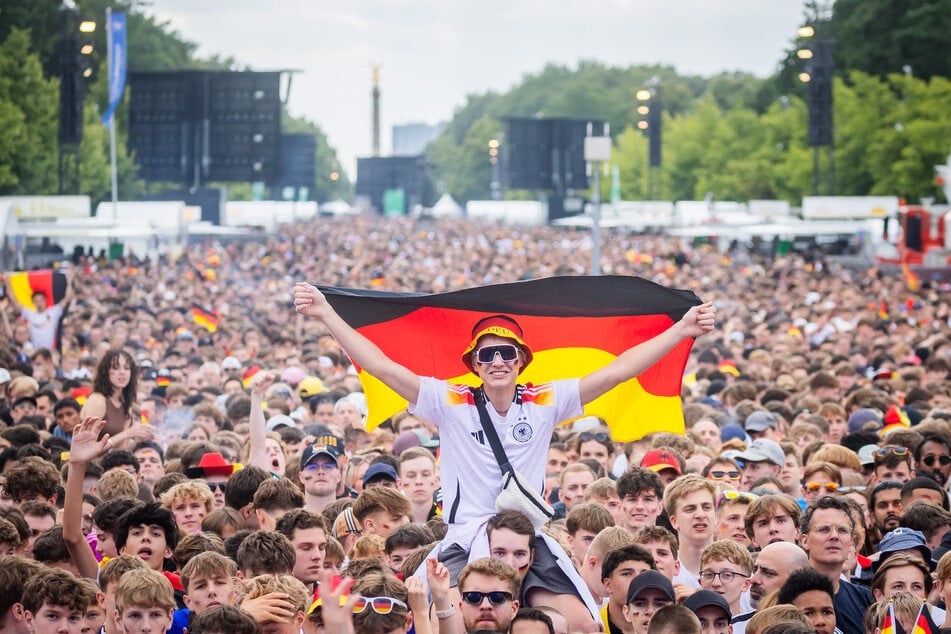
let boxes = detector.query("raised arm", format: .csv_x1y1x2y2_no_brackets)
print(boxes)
294,283,420,403
54,269,75,311
65,417,111,579
247,371,273,472
579,302,716,405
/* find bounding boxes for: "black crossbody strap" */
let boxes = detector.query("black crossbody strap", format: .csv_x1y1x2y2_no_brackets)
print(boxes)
471,386,514,474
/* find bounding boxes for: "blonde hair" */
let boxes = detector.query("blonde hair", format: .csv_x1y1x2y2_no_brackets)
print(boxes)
746,605,810,634
662,474,716,516
160,480,214,512
242,574,308,614
700,540,753,574
98,468,140,500
587,526,637,560
180,551,236,591
114,568,176,614
351,533,386,560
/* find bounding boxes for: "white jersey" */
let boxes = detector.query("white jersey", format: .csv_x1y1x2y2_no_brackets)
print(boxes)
23,305,62,350
411,376,582,530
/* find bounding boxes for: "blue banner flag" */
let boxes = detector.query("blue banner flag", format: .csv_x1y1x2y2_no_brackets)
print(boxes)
101,11,127,125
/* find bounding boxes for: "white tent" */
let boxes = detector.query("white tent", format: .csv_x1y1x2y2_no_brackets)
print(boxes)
428,193,463,218
320,199,354,216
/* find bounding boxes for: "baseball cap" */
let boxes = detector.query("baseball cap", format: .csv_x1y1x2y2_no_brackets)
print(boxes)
848,408,883,433
300,442,342,469
682,590,731,619
12,395,37,409
720,424,748,443
184,452,237,478
221,356,242,371
461,315,533,374
280,367,307,386
176,330,195,341
392,429,439,456
640,450,682,475
875,527,932,571
363,463,399,486
626,570,675,605
299,376,326,398
744,411,778,433
858,444,880,467
265,414,295,432
736,438,785,467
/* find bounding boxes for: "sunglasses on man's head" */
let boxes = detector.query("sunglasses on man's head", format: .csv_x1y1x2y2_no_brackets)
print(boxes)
579,431,610,443
804,482,838,493
876,446,909,458
716,490,757,509
475,344,519,364
462,591,514,606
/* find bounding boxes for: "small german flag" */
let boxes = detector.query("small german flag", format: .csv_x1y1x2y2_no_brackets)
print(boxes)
242,365,261,389
319,275,701,441
5,270,68,311
878,300,890,320
192,305,219,333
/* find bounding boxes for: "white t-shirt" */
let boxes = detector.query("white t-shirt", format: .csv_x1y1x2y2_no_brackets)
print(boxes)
22,305,63,350
411,377,582,530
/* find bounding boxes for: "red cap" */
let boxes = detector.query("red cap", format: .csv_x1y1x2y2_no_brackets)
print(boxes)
640,449,681,475
461,315,533,375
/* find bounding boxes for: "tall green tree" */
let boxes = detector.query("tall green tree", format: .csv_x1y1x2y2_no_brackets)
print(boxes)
834,0,951,80
0,29,59,195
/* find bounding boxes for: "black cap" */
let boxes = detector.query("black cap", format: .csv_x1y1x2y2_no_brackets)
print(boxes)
626,570,674,605
682,590,731,618
300,442,342,469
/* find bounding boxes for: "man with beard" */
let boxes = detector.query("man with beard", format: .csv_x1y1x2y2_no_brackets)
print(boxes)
914,434,951,485
747,542,810,608
458,558,521,633
869,481,904,546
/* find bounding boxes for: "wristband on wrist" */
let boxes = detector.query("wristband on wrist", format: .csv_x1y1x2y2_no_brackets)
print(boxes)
434,605,456,619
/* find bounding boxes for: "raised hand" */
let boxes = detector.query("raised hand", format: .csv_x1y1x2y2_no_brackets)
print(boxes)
250,371,276,398
425,557,451,602
293,282,329,319
317,568,359,634
69,417,110,464
240,592,297,625
679,302,716,338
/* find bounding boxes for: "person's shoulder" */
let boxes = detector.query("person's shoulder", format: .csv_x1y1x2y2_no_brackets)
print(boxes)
837,579,873,601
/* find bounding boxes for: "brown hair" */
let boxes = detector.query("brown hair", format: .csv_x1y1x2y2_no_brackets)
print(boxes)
180,551,237,592
22,569,98,615
458,557,521,598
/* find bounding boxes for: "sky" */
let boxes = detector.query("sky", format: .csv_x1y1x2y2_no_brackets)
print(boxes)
149,1,808,176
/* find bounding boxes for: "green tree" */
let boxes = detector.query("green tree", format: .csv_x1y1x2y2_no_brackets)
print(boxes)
0,28,59,194
834,0,951,80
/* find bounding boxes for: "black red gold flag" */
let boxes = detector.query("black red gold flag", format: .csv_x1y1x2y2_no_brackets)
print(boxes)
191,305,219,333
319,275,701,441
6,270,67,311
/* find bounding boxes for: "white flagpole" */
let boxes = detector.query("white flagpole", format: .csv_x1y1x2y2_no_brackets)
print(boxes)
106,7,118,221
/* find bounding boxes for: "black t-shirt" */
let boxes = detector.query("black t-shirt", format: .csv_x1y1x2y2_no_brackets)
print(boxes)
835,580,873,634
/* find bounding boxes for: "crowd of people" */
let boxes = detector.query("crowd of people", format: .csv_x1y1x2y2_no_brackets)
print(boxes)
0,214,950,634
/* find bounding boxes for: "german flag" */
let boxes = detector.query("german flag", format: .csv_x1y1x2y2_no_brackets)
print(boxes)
6,270,68,311
192,305,219,333
319,275,701,441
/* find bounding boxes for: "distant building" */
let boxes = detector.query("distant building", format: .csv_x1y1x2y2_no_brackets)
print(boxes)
392,122,446,156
